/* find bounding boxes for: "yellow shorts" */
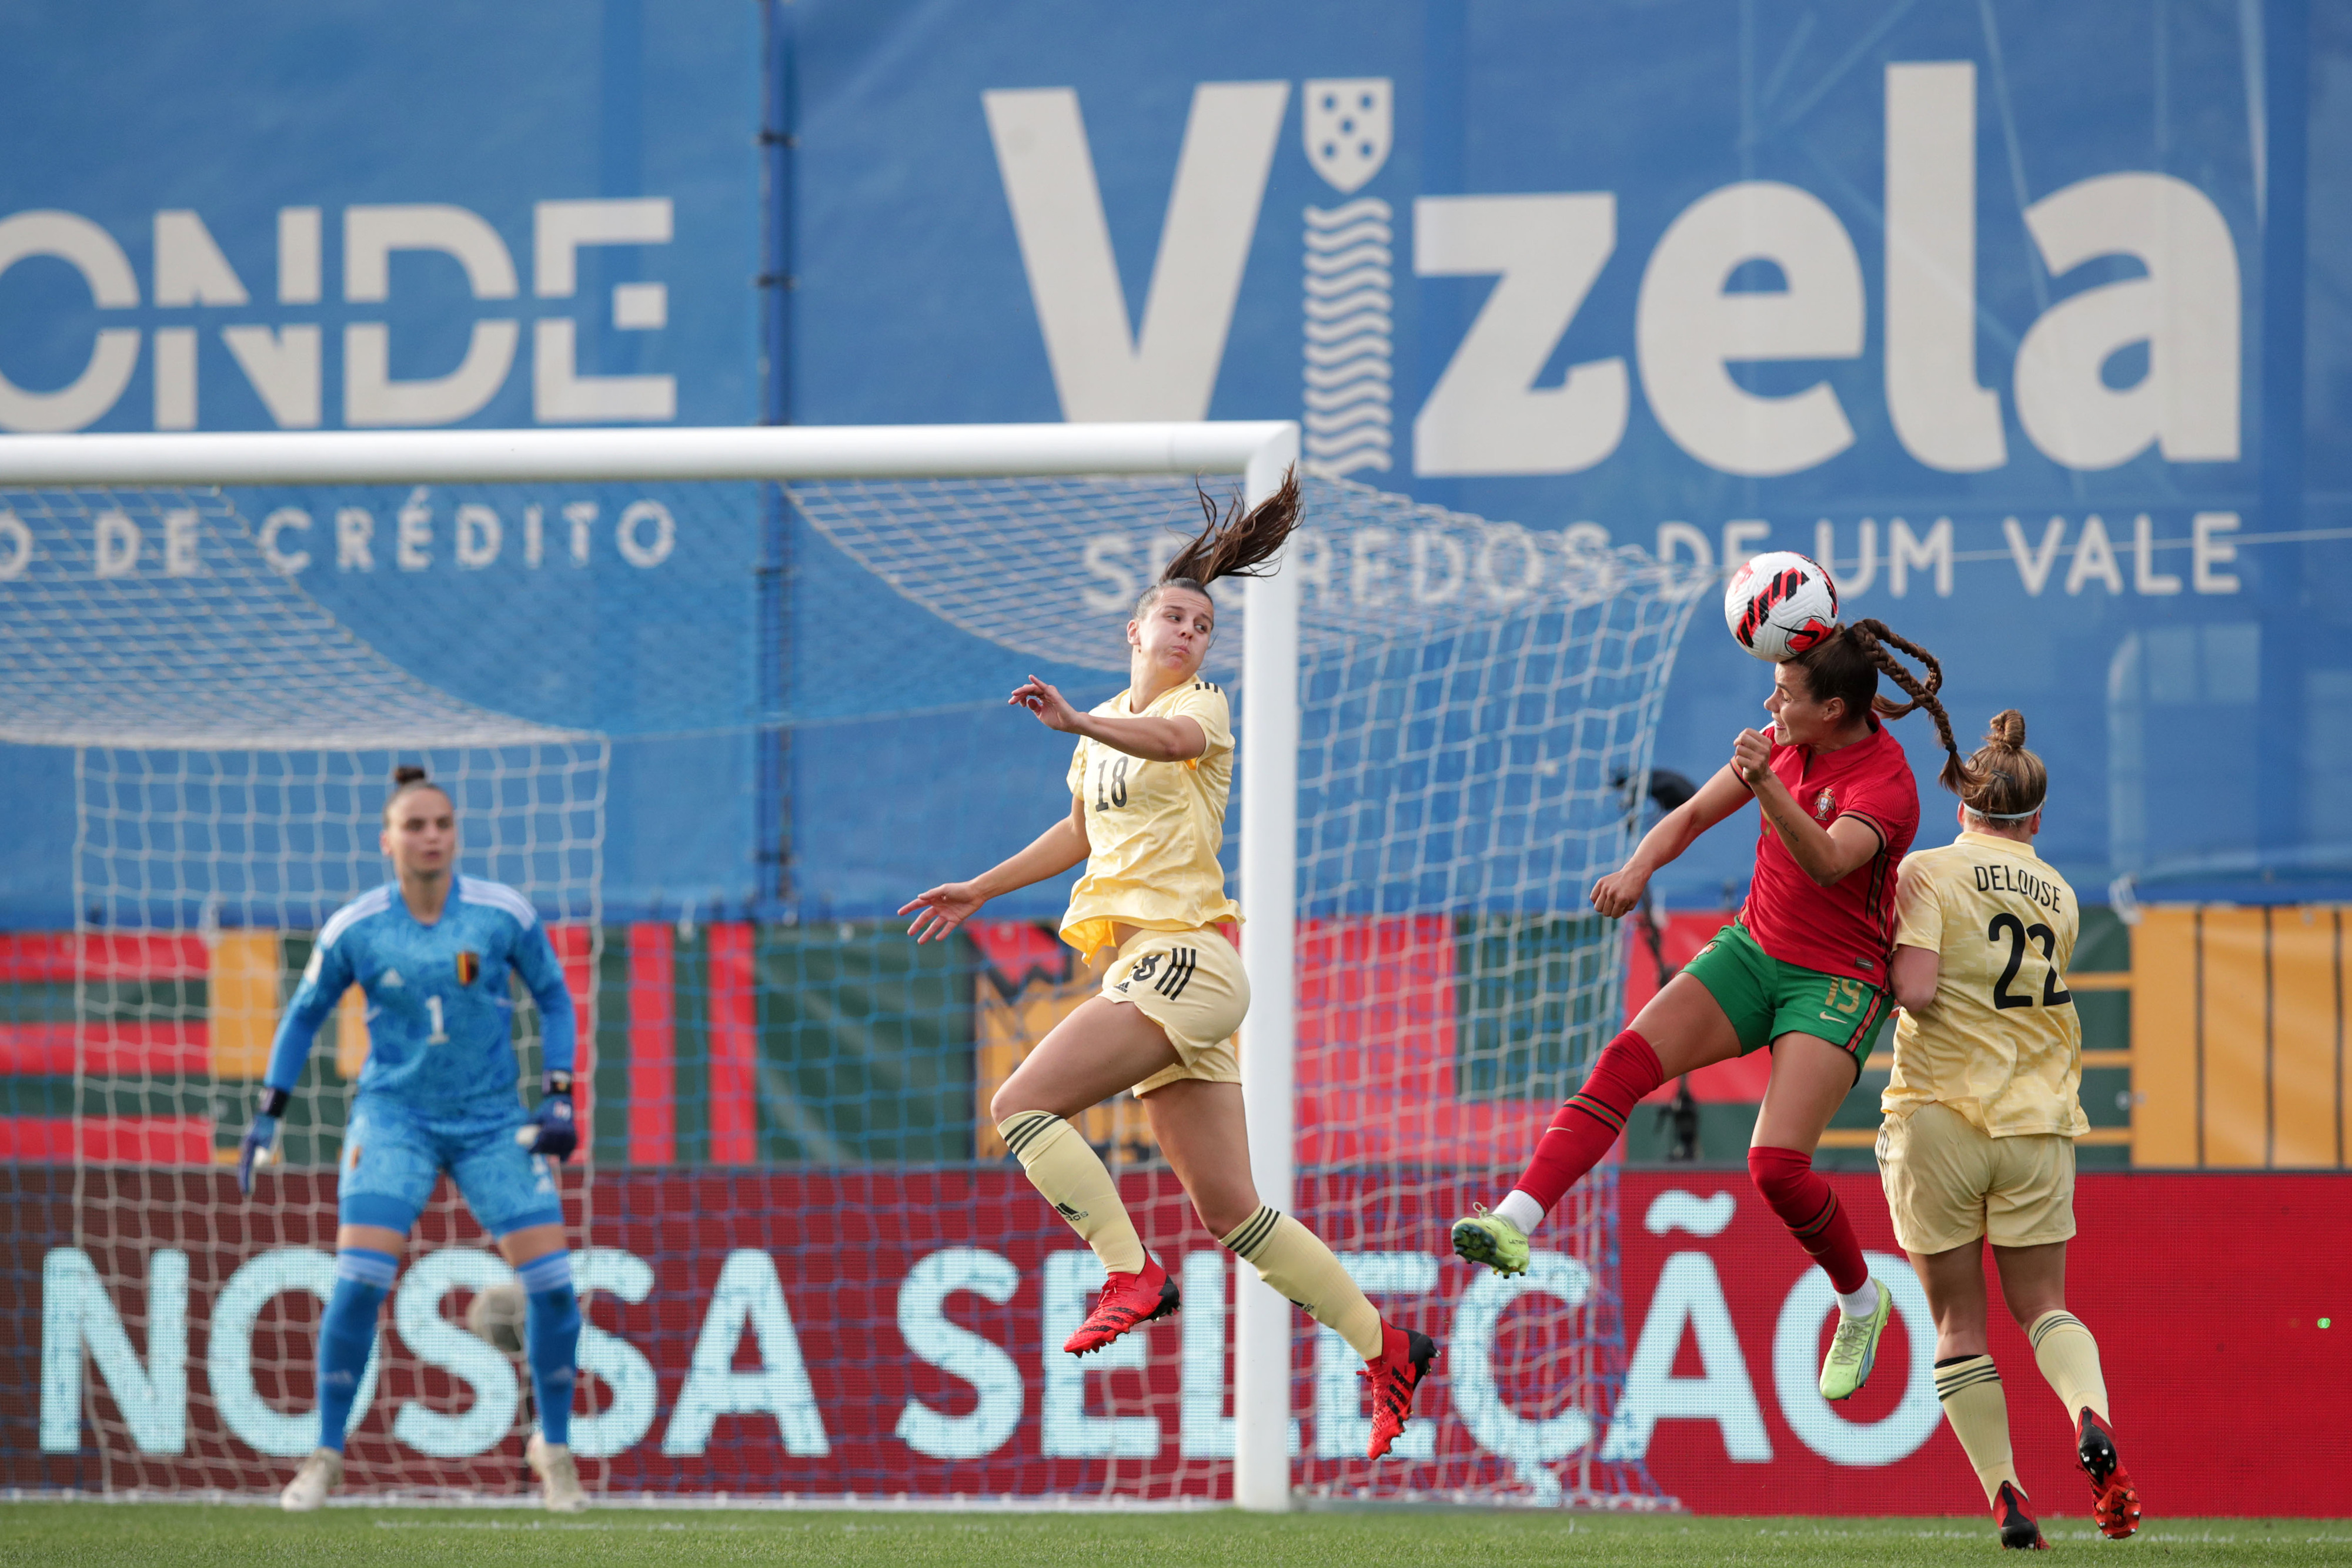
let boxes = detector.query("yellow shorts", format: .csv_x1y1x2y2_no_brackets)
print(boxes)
1100,926,1248,1097
1876,1101,2077,1254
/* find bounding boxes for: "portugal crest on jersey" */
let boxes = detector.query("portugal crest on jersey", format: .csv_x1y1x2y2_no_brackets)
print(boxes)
455,950,480,987
1812,787,1837,822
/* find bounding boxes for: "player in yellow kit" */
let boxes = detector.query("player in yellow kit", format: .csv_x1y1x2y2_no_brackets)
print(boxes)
1879,710,2140,1550
899,473,1436,1461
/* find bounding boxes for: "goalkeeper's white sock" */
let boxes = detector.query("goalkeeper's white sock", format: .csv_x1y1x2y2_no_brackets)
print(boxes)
1495,1190,1545,1236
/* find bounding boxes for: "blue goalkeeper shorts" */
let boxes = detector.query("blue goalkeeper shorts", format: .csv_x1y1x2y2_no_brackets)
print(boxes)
338,1094,564,1238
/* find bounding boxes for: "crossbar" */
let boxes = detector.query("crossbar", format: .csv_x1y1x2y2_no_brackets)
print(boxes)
0,422,1297,487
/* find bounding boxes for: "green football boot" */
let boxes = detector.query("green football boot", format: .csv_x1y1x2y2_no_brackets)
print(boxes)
1450,1205,1531,1277
1819,1278,1892,1401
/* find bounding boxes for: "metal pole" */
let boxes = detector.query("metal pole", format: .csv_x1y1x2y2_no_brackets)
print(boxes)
1233,429,1299,1512
0,421,1299,487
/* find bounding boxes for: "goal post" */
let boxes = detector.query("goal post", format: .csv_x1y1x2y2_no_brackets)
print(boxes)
1234,428,1300,1513
0,420,1314,1500
0,420,1692,1509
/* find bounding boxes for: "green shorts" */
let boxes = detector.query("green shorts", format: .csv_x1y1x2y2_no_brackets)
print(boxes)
1680,921,1892,1064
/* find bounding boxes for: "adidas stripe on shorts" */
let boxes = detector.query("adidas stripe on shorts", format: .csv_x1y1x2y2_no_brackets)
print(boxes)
1100,925,1248,1097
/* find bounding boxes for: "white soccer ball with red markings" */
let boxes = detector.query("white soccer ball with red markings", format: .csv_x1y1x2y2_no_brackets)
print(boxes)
1724,551,1839,662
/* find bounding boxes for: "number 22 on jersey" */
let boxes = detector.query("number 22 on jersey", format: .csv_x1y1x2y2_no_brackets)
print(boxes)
1986,914,2071,1010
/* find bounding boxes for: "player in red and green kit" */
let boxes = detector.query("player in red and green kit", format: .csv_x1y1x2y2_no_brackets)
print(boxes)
1454,619,1970,1402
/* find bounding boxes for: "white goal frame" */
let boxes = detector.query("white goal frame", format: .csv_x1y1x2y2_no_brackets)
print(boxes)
0,420,1305,1512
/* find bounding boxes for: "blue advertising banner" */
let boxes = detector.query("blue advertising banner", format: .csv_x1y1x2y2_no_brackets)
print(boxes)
0,1,766,926
2,1,2348,927
789,0,2352,910
0,1,761,436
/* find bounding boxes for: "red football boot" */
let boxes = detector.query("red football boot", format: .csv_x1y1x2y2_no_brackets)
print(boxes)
1993,1481,2049,1549
1360,1322,1438,1460
1061,1255,1179,1356
2076,1408,2142,1539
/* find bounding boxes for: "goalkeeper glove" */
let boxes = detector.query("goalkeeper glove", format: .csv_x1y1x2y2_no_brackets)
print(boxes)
238,1088,288,1197
516,1072,578,1162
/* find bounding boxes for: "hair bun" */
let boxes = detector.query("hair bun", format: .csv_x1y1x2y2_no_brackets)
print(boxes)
392,764,430,787
1984,709,2026,750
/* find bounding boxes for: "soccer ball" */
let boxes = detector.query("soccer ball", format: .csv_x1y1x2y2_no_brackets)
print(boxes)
1723,551,1839,661
466,1278,528,1355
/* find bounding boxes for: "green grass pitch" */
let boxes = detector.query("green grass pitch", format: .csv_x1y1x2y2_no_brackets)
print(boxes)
4,1505,2351,1566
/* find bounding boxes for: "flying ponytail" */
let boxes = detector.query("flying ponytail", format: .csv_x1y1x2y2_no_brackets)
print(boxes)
1134,466,1303,616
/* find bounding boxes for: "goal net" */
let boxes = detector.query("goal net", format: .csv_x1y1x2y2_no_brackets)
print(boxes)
1,482,607,1496
1,427,1700,1509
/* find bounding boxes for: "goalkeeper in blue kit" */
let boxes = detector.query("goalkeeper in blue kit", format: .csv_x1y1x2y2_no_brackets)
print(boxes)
240,765,587,1513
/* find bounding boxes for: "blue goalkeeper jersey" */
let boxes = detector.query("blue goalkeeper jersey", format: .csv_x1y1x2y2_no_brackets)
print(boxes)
263,875,576,1111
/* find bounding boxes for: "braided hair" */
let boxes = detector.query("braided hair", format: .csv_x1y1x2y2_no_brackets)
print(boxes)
1786,619,1973,793
1134,466,1303,618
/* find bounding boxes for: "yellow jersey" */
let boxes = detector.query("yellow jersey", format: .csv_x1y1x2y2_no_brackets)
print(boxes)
1060,679,1242,959
1883,830,2090,1138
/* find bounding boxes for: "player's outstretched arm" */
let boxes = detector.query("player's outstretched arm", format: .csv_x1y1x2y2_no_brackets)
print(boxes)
1590,763,1755,918
1010,675,1205,762
900,792,1091,943
241,938,353,1196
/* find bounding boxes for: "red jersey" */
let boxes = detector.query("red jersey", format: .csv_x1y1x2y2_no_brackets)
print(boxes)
1738,720,1920,982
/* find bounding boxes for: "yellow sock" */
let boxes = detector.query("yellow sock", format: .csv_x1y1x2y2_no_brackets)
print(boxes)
2028,1309,2110,1422
1219,1205,1384,1360
997,1112,1145,1275
1932,1355,2019,1506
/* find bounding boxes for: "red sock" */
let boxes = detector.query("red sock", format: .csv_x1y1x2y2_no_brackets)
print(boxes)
1509,1030,1664,1213
1748,1145,1869,1294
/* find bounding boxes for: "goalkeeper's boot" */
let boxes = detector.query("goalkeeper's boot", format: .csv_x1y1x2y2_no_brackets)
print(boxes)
1062,1253,1178,1356
1818,1278,1892,1402
526,1432,588,1513
279,1446,343,1513
1450,1205,1530,1278
1361,1322,1439,1460
2075,1408,2141,1539
1992,1481,2049,1550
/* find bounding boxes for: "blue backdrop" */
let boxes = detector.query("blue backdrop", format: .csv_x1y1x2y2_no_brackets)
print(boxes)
2,0,2348,927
